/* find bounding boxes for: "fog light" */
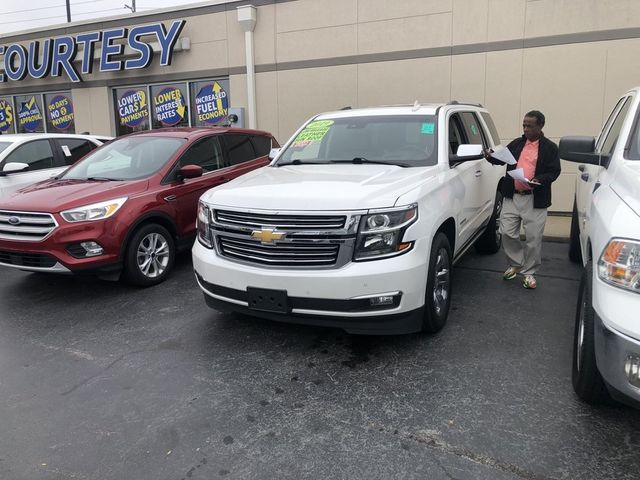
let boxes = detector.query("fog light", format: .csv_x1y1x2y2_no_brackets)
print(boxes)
80,241,104,257
624,355,640,388
370,295,396,306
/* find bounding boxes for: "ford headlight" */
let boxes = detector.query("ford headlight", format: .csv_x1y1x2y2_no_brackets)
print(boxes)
60,197,127,223
598,238,640,294
354,205,417,261
197,200,213,249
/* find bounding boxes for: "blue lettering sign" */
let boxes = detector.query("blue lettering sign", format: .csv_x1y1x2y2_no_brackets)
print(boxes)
5,44,28,81
0,46,4,82
100,28,127,72
157,20,186,66
51,36,80,82
76,32,102,75
125,25,156,70
28,40,52,79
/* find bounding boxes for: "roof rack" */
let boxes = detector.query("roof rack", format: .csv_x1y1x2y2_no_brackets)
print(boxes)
447,100,484,108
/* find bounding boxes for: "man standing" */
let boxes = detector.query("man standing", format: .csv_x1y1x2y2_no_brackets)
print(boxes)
485,110,561,289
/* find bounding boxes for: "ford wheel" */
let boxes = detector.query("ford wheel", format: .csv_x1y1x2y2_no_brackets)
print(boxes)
124,223,175,287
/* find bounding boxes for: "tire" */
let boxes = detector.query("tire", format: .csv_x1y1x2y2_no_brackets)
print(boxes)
569,199,583,264
421,232,452,333
123,223,175,287
475,190,503,254
572,261,610,404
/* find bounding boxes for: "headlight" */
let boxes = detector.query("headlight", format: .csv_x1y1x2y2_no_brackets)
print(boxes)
354,205,417,261
60,197,127,223
197,200,213,249
598,238,640,294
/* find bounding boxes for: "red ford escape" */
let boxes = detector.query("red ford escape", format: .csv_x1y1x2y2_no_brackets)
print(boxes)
0,127,278,286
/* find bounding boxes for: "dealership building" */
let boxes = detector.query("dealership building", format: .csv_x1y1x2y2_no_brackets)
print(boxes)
0,0,639,212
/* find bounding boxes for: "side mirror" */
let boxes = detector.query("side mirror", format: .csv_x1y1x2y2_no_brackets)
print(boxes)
178,164,204,179
450,144,484,163
559,136,606,166
2,162,29,174
268,148,281,160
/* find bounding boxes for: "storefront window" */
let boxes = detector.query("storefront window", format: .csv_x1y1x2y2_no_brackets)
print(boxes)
151,83,189,129
114,86,150,136
15,94,45,133
0,96,16,134
190,79,230,127
44,92,75,133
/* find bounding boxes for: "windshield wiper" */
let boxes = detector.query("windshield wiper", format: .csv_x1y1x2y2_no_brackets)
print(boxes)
86,177,119,181
276,159,330,166
330,158,410,167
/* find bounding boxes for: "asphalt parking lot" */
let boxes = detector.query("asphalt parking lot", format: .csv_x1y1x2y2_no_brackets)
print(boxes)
1,242,639,480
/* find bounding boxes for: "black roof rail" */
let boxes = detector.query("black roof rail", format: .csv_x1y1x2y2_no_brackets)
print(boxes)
340,106,352,110
446,100,484,108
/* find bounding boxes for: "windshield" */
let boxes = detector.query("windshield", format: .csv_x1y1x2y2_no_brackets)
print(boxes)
0,142,12,156
62,136,186,180
276,115,438,167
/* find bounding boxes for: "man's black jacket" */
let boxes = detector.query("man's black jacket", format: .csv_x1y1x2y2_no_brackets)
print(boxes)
488,134,561,209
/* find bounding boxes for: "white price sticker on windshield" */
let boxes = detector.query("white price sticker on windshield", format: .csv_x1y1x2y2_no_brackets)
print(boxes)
61,145,72,157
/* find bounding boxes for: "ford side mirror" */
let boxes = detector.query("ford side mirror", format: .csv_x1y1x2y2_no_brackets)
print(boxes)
178,164,204,180
2,162,29,174
559,136,609,167
450,144,483,163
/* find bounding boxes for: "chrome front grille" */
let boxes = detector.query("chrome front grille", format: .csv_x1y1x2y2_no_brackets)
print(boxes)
218,236,340,266
211,209,361,269
215,210,346,230
0,210,57,241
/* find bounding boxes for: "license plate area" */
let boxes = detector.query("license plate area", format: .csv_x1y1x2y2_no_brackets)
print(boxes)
247,287,289,314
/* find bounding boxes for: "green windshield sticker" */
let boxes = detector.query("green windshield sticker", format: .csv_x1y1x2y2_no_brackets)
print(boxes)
421,122,435,134
471,124,478,135
292,120,334,147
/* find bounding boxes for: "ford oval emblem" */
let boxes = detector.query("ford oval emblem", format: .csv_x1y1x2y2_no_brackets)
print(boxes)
7,216,20,225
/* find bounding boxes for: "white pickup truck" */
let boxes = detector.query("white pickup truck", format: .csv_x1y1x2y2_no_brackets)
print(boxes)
193,103,506,334
560,88,640,407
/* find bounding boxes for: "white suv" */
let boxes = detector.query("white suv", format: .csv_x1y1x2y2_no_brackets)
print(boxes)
561,87,640,407
0,133,111,199
193,103,506,334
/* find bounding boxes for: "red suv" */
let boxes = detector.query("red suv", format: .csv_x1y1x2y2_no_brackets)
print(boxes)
0,127,278,286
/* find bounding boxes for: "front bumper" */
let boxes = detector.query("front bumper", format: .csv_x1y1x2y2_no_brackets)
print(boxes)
192,239,429,334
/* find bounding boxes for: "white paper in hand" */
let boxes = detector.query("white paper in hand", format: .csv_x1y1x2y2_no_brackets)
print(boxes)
491,146,517,165
507,168,540,185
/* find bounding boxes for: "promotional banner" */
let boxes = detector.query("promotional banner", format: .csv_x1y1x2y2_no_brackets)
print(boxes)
194,81,228,124
18,96,43,132
0,100,13,133
47,95,74,131
154,86,185,126
117,89,148,127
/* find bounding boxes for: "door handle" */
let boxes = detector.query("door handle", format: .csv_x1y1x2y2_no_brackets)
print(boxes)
475,170,482,177
578,164,585,172
580,173,590,182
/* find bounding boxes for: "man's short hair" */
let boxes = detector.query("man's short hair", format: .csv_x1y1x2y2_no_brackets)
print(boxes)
525,110,545,128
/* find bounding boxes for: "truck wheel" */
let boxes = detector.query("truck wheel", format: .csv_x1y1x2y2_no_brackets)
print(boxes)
123,223,175,287
568,199,583,264
474,190,503,254
572,261,610,404
422,232,452,333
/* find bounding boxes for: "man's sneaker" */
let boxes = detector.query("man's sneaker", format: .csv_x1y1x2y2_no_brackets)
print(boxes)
523,274,537,289
503,267,520,280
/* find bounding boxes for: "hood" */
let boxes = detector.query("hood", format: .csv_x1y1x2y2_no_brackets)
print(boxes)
203,164,440,210
612,162,640,218
0,178,149,212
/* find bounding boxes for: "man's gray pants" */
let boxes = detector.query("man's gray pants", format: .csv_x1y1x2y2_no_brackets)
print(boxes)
500,194,547,275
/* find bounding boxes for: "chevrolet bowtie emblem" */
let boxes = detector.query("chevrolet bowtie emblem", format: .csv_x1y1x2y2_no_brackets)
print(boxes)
251,228,285,244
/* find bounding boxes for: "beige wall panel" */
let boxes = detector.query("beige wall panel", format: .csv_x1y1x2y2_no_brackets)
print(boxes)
453,0,488,45
485,49,523,141
357,0,452,23
525,0,640,37
487,0,526,42
182,12,227,45
276,25,357,63
451,53,486,104
550,173,575,212
255,72,280,141
72,86,112,136
358,13,452,55
521,43,607,139
602,39,640,120
166,40,229,72
275,0,357,33
357,57,451,106
276,65,358,140
227,5,276,68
